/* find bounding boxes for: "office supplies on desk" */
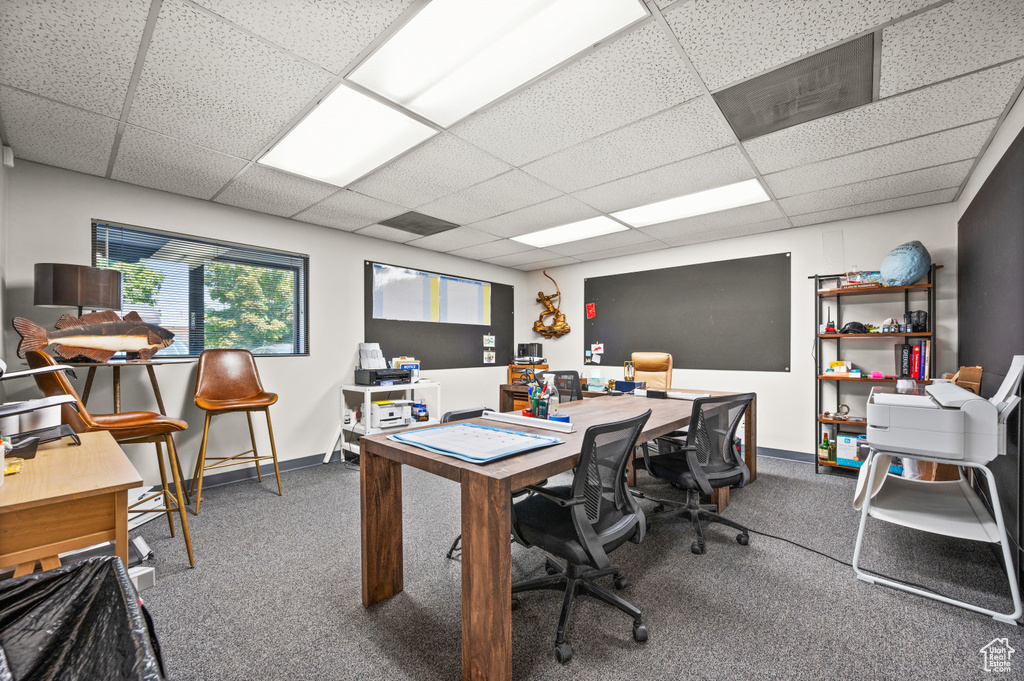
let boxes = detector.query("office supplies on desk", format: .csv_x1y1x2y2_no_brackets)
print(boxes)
483,410,574,433
389,423,562,463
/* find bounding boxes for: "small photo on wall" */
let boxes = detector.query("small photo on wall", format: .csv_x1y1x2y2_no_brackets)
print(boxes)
484,351,495,364
483,335,495,347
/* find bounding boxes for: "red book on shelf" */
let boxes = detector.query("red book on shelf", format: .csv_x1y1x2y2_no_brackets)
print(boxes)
911,345,921,379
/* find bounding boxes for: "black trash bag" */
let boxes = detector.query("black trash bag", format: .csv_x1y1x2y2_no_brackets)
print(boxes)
0,557,164,681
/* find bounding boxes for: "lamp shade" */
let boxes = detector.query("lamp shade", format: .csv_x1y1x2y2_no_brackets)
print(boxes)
34,263,122,311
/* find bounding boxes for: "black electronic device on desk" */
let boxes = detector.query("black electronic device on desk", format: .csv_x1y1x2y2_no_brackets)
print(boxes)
355,368,412,386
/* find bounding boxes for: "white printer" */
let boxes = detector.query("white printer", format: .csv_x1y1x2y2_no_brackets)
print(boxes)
370,400,412,429
866,357,1024,465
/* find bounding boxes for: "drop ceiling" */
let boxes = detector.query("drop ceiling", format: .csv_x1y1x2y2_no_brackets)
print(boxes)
1,0,1022,271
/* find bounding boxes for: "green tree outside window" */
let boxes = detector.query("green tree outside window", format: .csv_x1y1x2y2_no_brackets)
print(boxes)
204,262,295,350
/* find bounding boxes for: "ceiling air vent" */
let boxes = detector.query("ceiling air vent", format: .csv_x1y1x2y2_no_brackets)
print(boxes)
713,33,874,141
379,211,460,237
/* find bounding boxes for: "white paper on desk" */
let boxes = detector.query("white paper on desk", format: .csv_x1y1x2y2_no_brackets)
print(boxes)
389,423,561,462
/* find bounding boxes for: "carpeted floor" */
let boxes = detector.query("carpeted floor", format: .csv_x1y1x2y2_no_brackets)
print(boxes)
133,456,1023,680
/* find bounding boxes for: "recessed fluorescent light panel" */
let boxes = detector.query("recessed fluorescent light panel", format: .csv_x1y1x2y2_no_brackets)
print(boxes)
612,179,770,228
512,216,628,248
259,83,437,187
347,0,649,127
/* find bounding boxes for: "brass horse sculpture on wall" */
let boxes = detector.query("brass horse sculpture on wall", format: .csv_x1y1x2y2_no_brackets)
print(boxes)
533,271,570,339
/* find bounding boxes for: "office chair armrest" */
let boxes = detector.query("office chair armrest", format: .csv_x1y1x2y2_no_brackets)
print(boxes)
523,485,583,507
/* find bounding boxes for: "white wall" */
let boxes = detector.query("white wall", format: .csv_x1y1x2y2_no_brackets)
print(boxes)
517,204,959,454
957,86,1024,219
3,161,528,484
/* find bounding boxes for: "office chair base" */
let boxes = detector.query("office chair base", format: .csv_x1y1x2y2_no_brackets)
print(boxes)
512,558,646,663
641,489,751,555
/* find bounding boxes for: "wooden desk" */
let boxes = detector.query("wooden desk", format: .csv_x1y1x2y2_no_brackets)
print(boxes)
360,392,756,681
0,431,142,577
498,383,609,412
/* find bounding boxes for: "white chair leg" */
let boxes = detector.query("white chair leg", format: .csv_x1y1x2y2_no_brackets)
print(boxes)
851,450,878,584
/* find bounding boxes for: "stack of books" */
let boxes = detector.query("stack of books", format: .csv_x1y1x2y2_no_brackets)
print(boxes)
894,339,930,380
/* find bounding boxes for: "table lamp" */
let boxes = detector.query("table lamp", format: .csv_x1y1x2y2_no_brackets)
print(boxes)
33,263,122,317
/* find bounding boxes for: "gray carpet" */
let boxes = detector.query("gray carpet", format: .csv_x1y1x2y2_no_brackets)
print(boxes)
133,456,1024,680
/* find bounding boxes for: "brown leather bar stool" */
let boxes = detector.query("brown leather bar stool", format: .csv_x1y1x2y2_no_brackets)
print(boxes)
26,351,195,567
189,349,282,513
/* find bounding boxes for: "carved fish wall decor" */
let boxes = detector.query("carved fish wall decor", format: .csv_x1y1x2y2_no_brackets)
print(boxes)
13,310,175,362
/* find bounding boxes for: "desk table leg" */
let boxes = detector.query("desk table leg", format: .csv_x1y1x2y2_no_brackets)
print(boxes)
360,449,403,606
745,396,757,483
461,472,512,681
114,489,129,567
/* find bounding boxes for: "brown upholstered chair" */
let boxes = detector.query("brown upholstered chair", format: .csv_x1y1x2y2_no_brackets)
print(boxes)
26,351,194,567
631,352,673,389
189,349,282,513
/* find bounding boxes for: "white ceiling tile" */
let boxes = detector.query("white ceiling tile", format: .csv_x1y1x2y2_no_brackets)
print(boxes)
469,196,600,239
414,170,561,225
661,217,792,248
778,160,973,216
452,21,701,166
293,189,404,232
653,0,678,9
523,97,734,193
127,0,332,158
665,0,934,90
353,223,419,242
546,228,657,257
638,201,786,242
447,239,533,261
574,241,669,262
516,256,583,271
350,134,511,209
214,164,337,217
192,0,413,74
763,119,996,197
0,0,149,117
404,227,497,253
790,188,958,227
881,0,1024,96
572,145,755,213
484,249,564,267
0,87,118,176
112,124,248,199
746,60,1024,174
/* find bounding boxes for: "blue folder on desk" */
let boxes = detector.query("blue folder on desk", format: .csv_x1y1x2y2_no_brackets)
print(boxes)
388,423,562,463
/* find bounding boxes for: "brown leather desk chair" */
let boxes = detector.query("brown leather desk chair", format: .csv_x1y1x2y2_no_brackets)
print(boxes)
632,352,673,389
26,351,194,567
190,349,282,513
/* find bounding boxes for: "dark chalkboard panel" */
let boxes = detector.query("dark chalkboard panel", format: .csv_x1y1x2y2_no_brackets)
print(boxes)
583,253,791,371
363,261,514,370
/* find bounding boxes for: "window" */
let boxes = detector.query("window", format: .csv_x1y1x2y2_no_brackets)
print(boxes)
92,221,309,357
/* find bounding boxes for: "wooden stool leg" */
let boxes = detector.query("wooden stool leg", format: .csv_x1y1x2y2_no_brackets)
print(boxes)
246,411,262,481
192,412,212,514
40,556,61,571
265,408,283,496
14,562,35,577
154,440,175,537
166,434,195,567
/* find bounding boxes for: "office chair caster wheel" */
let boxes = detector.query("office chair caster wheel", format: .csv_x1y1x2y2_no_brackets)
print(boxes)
555,642,573,663
691,541,705,555
544,562,559,575
511,595,521,611
613,576,629,590
737,533,749,546
633,623,648,643
653,504,665,513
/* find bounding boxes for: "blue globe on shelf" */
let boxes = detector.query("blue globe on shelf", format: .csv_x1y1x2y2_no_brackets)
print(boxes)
880,240,931,287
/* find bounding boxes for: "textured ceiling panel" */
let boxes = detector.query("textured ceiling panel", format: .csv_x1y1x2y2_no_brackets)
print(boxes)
452,20,701,166
665,0,933,90
790,188,958,227
516,256,582,272
293,189,404,232
353,223,420,243
447,239,533,261
112,125,248,199
661,217,792,248
0,0,149,118
128,0,332,158
522,97,734,193
0,87,118,177
193,0,413,74
881,0,1024,96
574,240,671,262
746,59,1024,174
470,196,601,239
484,249,564,267
638,201,786,242
763,119,996,197
779,160,973,216
350,134,510,209
214,165,337,217
572,145,755,214
546,228,657,256
404,226,497,253
414,170,561,225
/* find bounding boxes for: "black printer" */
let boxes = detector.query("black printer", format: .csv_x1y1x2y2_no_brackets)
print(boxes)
355,368,412,386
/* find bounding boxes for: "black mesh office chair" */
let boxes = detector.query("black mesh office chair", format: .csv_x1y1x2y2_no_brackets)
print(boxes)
540,370,584,402
635,393,755,556
511,409,652,663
